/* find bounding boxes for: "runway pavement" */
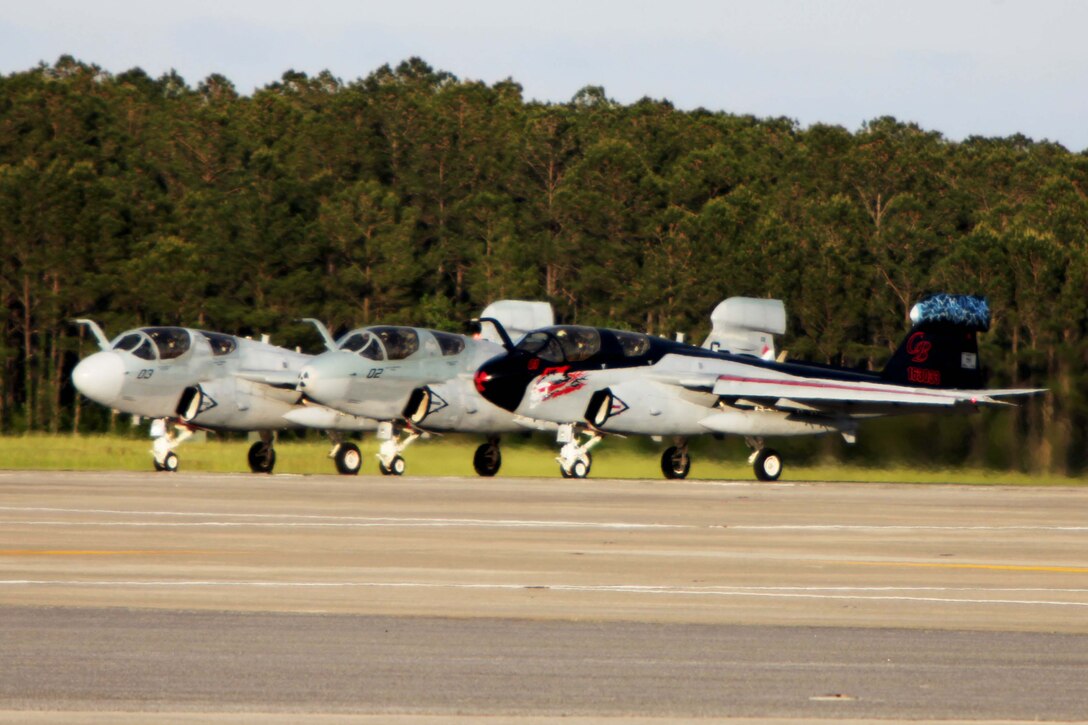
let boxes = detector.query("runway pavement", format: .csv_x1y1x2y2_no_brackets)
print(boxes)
0,469,1086,722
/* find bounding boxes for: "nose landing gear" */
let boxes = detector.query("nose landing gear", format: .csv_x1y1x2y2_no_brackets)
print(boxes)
556,424,601,478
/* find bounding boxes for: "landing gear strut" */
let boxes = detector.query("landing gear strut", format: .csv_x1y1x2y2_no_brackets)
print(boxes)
150,418,192,472
746,437,782,481
556,424,601,479
473,437,502,477
377,421,419,476
247,431,276,474
660,440,691,479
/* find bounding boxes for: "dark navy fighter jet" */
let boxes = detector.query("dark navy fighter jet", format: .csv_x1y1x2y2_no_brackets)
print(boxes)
474,295,1044,480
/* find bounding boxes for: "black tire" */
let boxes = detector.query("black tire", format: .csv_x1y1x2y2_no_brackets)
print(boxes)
161,452,179,472
560,465,572,478
335,442,362,475
570,457,590,479
754,448,783,482
473,443,501,477
383,455,405,476
660,446,690,479
153,458,164,472
247,441,276,474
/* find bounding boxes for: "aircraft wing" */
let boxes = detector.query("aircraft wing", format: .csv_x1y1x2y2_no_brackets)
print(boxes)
711,373,1044,410
235,370,301,390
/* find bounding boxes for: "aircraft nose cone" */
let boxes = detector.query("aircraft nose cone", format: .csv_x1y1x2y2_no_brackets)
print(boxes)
475,354,531,413
72,351,126,405
298,359,350,406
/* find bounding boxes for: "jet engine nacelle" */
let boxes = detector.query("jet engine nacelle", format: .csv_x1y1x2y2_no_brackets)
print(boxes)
176,377,301,430
584,381,714,436
405,381,523,434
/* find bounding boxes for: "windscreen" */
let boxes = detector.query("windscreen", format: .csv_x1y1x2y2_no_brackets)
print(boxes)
339,331,385,361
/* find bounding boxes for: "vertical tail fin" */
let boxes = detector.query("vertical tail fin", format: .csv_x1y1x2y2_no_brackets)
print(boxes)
880,295,990,389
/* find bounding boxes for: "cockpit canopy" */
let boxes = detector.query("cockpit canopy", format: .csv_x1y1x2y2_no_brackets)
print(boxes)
515,326,652,363
109,327,238,360
111,327,194,361
337,326,466,361
516,326,600,363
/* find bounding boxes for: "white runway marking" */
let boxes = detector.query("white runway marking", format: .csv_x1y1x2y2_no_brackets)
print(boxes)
0,507,1085,532
0,579,1085,607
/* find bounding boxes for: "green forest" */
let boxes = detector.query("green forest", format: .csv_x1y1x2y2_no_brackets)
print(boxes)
1,57,1086,472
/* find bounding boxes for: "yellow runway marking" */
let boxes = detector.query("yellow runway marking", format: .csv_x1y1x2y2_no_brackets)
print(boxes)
842,560,1088,574
0,550,205,556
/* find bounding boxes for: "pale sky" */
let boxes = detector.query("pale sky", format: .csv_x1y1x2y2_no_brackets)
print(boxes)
2,0,1086,150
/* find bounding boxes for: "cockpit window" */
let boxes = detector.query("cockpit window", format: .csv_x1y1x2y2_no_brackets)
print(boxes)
553,326,600,362
132,339,156,361
516,331,565,363
433,331,465,357
614,330,651,357
338,331,386,361
370,326,419,361
113,332,156,360
112,333,143,352
144,327,191,360
201,331,236,356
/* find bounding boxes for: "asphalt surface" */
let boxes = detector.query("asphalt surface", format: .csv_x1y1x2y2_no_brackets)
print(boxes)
0,469,1086,722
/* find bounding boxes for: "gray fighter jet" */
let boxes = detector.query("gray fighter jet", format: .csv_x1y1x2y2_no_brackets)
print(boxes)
473,295,1044,480
71,321,376,473
293,300,553,477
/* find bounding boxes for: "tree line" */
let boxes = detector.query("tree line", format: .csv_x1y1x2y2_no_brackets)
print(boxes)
2,56,1086,472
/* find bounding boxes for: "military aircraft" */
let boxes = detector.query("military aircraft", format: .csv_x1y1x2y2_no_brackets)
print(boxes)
473,294,1044,481
71,321,376,473
292,300,553,477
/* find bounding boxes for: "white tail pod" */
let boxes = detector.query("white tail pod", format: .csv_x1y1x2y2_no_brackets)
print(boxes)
701,297,786,359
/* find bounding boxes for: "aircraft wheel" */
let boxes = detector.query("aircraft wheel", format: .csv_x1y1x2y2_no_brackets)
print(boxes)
569,455,591,479
380,456,406,476
473,443,501,477
560,464,572,478
161,452,179,473
334,443,362,475
753,449,782,482
660,446,690,479
247,441,276,474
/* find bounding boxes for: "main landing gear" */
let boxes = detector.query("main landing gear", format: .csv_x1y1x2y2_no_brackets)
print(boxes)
660,440,691,479
326,431,363,475
247,431,277,474
556,424,601,478
473,437,502,477
747,437,782,481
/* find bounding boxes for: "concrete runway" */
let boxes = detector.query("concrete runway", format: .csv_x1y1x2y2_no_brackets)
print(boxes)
0,469,1086,722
